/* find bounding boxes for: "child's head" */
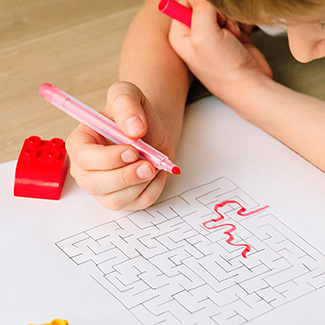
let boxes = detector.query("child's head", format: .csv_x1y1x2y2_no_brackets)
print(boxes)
207,0,325,62
207,0,317,25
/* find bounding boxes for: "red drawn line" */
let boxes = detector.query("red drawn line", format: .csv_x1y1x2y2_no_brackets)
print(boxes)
205,223,251,258
203,200,269,258
203,200,269,229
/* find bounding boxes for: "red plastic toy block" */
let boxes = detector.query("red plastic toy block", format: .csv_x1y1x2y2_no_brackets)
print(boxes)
14,136,69,200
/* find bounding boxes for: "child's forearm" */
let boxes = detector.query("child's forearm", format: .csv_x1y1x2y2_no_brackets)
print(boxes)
222,73,325,171
119,0,190,146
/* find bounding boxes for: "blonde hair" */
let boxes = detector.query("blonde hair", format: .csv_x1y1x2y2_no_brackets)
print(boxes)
207,0,318,25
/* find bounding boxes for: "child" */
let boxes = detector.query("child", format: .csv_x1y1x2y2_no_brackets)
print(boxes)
66,0,325,211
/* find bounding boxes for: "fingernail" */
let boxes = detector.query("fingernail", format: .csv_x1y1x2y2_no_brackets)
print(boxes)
136,164,153,179
124,116,144,136
121,149,137,163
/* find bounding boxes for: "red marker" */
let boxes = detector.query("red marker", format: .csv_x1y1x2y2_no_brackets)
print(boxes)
159,0,192,27
159,0,231,31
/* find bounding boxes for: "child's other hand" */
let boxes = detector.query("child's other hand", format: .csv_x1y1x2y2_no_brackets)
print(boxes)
66,82,172,211
169,0,272,98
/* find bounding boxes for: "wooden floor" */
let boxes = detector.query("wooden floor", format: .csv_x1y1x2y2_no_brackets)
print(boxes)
1,0,324,164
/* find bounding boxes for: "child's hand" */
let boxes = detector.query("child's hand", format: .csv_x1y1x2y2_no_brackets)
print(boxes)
66,82,173,211
169,0,272,98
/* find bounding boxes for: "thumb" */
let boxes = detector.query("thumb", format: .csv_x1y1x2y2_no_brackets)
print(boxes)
104,81,148,139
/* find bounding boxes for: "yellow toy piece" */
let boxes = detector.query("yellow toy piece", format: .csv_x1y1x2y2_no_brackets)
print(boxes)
28,319,69,325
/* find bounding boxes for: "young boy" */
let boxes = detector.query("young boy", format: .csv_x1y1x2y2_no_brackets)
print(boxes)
66,0,325,211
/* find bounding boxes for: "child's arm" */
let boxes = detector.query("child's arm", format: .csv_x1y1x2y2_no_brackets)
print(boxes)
216,74,325,172
66,0,190,211
169,0,325,172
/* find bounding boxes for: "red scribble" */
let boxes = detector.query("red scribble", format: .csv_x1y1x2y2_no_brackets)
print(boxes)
212,223,251,258
203,200,269,258
203,200,269,229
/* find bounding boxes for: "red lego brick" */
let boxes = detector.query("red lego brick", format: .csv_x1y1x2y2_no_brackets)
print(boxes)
14,136,69,200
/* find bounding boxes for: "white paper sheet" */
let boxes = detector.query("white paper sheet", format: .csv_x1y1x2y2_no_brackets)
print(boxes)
1,96,325,325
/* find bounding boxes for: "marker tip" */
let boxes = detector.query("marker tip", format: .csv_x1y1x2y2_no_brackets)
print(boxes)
172,166,181,175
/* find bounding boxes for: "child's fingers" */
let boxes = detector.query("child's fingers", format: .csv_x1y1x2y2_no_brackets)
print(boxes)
123,171,167,210
225,20,241,38
105,82,148,139
168,0,192,56
73,143,139,171
94,182,150,211
66,124,139,171
74,161,156,197
189,0,220,37
95,171,167,211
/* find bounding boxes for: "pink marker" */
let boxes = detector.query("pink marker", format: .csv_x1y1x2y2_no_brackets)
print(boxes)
159,0,192,27
39,83,181,175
